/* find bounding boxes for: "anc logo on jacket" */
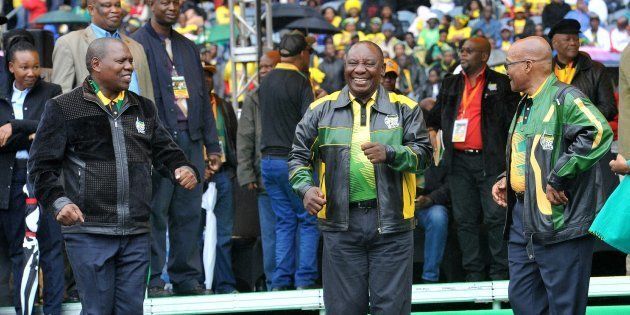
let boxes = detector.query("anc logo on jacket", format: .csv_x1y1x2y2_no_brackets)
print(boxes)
384,115,399,129
540,134,554,151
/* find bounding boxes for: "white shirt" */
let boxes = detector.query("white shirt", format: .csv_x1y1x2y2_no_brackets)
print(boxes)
11,82,30,160
584,27,611,51
611,27,630,52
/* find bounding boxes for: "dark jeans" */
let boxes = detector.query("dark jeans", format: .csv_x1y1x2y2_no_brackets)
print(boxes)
257,192,276,291
261,156,319,288
415,204,448,282
448,151,508,280
36,209,65,315
322,206,413,315
64,233,150,314
210,170,237,293
508,201,594,315
150,130,205,291
0,163,27,313
1,163,65,314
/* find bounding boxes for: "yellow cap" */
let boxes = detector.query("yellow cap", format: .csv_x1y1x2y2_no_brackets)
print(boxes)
344,0,361,13
384,58,399,75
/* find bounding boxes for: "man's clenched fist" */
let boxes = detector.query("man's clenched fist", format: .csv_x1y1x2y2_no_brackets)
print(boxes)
175,166,198,190
56,204,85,226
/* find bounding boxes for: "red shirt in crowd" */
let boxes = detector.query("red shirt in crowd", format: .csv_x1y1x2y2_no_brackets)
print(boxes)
453,66,486,151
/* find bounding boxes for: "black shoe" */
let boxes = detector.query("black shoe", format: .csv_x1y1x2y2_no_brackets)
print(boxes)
296,284,320,290
421,279,438,284
64,290,80,303
148,286,173,298
173,284,208,296
271,286,293,291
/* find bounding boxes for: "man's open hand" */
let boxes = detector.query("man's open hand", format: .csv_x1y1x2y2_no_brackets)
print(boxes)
304,187,326,215
492,177,507,207
175,166,198,190
361,142,387,164
56,204,84,226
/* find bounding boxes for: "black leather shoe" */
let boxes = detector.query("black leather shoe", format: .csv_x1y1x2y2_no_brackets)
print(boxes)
173,284,208,296
148,286,173,298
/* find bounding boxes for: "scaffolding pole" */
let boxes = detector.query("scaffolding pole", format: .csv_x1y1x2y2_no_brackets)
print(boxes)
228,0,273,111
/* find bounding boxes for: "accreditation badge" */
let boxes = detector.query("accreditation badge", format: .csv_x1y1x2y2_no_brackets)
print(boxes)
172,76,190,99
452,119,468,143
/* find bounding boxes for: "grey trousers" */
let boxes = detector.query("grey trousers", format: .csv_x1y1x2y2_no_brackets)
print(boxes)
322,206,413,315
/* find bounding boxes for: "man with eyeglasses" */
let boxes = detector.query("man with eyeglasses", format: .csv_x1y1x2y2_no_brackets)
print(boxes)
131,0,223,296
427,37,520,282
493,36,612,315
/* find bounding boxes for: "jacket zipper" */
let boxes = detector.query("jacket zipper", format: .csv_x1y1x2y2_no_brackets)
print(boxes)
86,98,129,235
369,110,383,233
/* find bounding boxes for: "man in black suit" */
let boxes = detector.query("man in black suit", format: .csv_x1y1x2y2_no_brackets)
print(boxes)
0,36,64,314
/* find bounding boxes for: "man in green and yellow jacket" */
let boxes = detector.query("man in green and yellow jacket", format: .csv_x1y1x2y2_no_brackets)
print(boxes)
288,42,432,314
493,37,613,315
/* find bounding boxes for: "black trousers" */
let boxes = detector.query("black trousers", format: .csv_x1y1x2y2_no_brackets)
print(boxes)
322,206,413,315
0,162,64,314
508,201,594,315
149,130,205,291
448,151,508,280
65,233,150,314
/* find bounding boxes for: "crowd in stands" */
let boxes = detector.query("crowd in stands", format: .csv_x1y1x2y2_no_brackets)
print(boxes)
0,0,628,312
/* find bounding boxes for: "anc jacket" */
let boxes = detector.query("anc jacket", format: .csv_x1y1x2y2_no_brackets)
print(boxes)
288,85,433,234
502,75,613,245
28,78,198,235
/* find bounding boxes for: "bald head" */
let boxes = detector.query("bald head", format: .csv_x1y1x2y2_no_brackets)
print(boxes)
509,36,552,73
505,36,552,94
459,37,491,73
348,41,385,63
86,37,134,95
86,37,125,73
467,37,491,55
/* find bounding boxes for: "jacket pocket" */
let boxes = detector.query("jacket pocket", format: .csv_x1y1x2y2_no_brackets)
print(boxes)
128,163,152,223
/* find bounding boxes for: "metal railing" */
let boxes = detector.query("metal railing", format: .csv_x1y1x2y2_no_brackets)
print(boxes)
2,276,630,314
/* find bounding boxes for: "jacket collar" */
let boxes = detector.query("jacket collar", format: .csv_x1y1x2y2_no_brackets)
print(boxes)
553,52,592,72
332,85,397,115
81,76,131,110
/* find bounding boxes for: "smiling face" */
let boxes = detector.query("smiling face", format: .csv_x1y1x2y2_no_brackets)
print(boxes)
345,42,384,99
9,50,40,90
88,0,123,31
92,41,134,92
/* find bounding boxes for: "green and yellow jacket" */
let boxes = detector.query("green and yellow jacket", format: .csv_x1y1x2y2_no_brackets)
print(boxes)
288,85,433,233
503,74,613,244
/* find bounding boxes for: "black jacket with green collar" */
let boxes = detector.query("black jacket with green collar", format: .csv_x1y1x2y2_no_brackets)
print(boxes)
288,85,433,234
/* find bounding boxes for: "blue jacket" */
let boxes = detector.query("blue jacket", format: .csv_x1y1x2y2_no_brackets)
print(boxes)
131,22,220,154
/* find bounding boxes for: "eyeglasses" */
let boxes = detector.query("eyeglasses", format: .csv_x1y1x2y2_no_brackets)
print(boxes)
503,59,544,71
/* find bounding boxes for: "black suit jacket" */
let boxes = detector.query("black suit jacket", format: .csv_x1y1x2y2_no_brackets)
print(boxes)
427,68,520,176
0,79,62,209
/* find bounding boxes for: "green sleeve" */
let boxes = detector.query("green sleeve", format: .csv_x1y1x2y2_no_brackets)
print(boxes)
547,93,613,190
288,106,320,199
